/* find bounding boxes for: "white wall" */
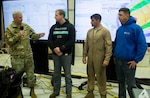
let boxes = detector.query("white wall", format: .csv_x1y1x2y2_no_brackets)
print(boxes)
68,0,83,57
137,51,150,67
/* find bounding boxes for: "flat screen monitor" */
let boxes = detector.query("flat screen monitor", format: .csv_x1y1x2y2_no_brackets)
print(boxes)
2,0,68,40
75,0,150,43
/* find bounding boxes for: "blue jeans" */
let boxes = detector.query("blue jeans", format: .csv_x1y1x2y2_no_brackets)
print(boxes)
116,58,137,98
52,53,72,95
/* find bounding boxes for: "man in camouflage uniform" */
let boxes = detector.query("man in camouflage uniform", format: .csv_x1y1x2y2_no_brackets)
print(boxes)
5,11,45,98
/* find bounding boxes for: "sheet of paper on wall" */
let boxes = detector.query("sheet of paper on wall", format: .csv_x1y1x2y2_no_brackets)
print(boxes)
139,89,149,98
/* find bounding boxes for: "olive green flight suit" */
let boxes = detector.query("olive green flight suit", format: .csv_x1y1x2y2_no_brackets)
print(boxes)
83,25,112,95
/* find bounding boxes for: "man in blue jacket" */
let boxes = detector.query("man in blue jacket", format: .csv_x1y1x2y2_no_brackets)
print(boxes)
113,8,147,98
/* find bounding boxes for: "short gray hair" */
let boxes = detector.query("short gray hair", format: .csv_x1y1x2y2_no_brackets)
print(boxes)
12,11,22,18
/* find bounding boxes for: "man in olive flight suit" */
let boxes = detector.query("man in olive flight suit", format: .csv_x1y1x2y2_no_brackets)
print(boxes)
82,14,112,98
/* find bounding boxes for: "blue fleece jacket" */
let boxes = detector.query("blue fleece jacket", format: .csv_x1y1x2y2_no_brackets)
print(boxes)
113,16,147,63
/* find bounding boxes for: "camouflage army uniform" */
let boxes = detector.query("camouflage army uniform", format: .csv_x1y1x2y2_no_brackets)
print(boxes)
5,21,40,87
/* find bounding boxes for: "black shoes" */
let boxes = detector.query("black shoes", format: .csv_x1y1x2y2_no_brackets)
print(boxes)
66,94,72,98
49,93,72,98
49,93,59,98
